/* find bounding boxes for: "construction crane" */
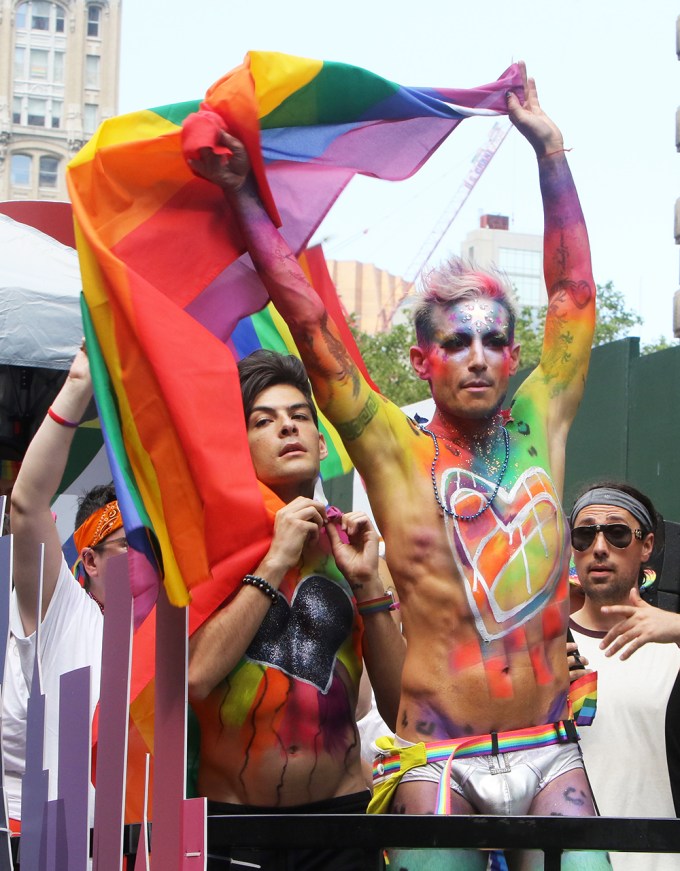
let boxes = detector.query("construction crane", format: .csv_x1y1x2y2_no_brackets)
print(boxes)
376,120,511,331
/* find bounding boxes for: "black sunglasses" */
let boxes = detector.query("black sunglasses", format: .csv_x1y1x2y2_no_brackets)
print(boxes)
571,523,643,552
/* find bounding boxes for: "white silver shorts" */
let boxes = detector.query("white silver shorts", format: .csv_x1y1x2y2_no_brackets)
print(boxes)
397,736,584,816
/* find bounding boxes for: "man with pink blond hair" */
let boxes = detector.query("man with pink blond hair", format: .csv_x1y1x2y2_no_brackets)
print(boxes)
189,64,610,869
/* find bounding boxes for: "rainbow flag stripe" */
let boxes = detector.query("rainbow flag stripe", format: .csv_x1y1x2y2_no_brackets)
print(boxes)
570,671,598,727
372,721,579,815
229,244,376,480
67,51,521,608
374,721,579,780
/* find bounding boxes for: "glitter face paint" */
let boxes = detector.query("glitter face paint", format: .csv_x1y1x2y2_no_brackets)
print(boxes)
419,300,519,421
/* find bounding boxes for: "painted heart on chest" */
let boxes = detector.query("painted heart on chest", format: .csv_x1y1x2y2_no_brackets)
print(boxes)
245,575,354,693
442,466,568,641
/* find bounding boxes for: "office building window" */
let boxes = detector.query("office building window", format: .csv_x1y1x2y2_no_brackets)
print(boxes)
15,2,65,34
498,247,544,307
87,5,101,38
50,100,62,128
12,97,22,124
498,247,542,278
85,54,100,88
10,154,32,187
31,1,50,30
14,47,25,79
27,97,46,126
29,48,49,79
83,103,99,135
39,155,59,188
53,51,64,83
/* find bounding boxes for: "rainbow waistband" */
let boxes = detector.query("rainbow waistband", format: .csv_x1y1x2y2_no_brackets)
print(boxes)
373,719,579,790
373,720,580,815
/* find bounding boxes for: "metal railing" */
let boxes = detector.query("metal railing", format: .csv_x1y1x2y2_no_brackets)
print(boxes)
205,815,680,871
9,814,680,869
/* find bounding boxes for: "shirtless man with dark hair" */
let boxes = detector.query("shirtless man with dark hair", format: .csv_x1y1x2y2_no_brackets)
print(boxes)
188,349,403,871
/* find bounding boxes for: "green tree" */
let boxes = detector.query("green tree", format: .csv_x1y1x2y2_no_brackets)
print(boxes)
351,321,430,407
351,280,654,404
514,281,643,371
513,305,545,372
641,335,680,355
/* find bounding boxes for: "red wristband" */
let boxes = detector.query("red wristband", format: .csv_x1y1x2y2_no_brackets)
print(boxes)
47,407,79,428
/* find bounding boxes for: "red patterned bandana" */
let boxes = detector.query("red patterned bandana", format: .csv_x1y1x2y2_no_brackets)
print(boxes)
73,500,123,554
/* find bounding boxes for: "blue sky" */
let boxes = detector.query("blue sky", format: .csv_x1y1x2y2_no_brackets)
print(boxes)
118,1,680,343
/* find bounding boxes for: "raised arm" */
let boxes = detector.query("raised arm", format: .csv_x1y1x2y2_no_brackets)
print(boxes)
507,64,595,443
187,138,404,476
10,348,92,634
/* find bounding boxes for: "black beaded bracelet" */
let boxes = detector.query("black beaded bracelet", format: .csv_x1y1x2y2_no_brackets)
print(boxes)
242,574,278,603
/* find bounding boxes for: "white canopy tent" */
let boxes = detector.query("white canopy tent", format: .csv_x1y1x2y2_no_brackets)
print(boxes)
0,212,83,369
0,209,109,540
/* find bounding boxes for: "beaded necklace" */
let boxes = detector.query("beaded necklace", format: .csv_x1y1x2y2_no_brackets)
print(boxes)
87,589,105,614
419,423,510,521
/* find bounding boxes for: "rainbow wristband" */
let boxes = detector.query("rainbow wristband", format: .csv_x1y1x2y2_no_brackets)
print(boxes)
357,591,399,616
47,407,80,428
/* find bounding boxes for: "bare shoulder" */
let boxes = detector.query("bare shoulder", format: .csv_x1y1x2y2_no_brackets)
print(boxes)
345,399,432,486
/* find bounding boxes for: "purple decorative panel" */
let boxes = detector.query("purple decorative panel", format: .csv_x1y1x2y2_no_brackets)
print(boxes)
57,666,91,871
181,798,206,870
151,585,187,871
92,553,133,871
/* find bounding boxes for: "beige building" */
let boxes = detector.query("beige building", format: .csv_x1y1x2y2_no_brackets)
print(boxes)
329,213,546,334
0,0,121,201
326,259,413,334
462,214,546,308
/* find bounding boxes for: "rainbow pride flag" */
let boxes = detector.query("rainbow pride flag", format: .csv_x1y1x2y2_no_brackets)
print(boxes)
67,51,522,610
570,671,598,727
231,246,375,480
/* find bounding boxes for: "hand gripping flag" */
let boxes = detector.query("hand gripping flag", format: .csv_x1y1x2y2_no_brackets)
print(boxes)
67,51,522,614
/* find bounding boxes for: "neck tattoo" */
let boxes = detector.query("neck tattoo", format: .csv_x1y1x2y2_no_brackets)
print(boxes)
420,422,510,521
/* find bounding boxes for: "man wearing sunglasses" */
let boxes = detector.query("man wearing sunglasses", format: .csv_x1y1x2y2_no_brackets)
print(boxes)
4,346,124,830
569,482,680,870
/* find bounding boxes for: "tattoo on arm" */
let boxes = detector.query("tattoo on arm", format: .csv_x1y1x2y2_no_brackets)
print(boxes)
320,313,361,398
555,228,568,274
540,277,594,395
335,393,380,442
549,277,593,310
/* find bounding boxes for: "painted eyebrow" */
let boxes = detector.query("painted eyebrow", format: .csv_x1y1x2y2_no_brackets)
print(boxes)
438,326,509,342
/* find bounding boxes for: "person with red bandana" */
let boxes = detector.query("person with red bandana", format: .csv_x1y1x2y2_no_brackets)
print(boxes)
4,346,126,829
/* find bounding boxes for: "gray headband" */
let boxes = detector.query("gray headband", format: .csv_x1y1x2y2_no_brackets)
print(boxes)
570,488,654,533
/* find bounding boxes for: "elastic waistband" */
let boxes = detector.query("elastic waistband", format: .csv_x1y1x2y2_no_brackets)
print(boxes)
207,790,370,816
373,719,579,781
